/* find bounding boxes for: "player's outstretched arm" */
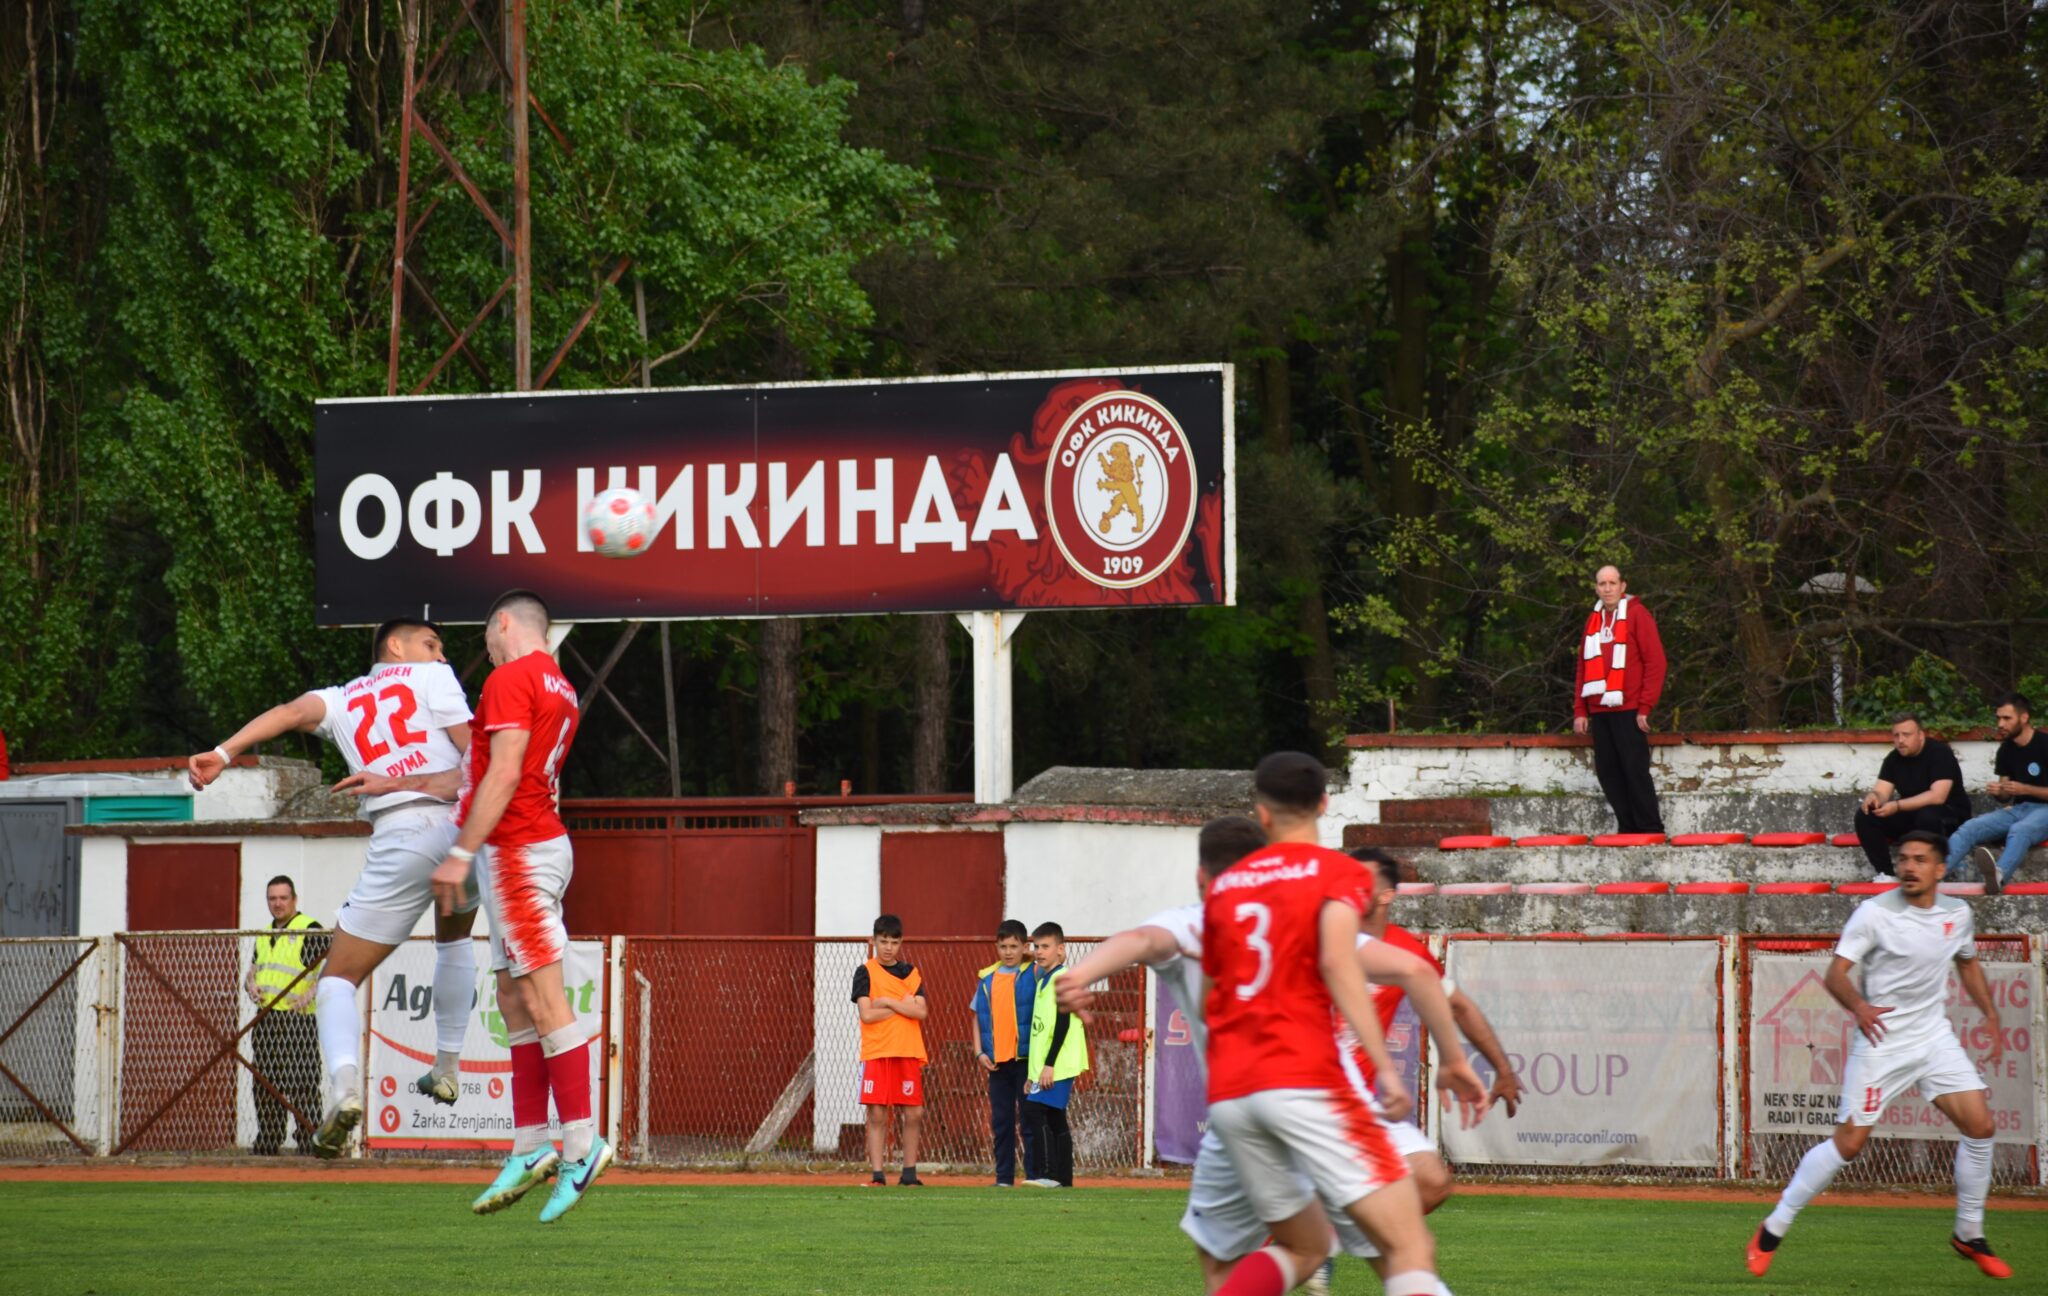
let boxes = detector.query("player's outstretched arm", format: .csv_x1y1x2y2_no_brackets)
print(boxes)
1955,955,2004,1069
333,767,463,801
1360,942,1489,1122
189,695,326,790
432,729,525,915
1450,988,1521,1116
1058,926,1179,1013
1320,900,1409,1120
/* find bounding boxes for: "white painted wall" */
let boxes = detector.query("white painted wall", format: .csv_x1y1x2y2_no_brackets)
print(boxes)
1002,821,1202,935
0,762,302,821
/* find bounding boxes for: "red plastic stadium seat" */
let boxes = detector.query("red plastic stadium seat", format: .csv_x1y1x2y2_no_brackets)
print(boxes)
1513,834,1591,847
1515,882,1592,895
1592,833,1667,847
1438,835,1513,850
1830,832,1861,848
1752,832,1827,847
1754,882,1831,895
1396,882,1436,896
1937,882,1985,896
1594,881,1670,894
1438,882,1513,896
1838,881,1899,894
2002,881,2048,895
1676,881,1750,894
1668,832,1748,846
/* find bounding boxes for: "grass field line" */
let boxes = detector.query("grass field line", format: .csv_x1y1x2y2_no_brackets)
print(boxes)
7,1163,2044,1209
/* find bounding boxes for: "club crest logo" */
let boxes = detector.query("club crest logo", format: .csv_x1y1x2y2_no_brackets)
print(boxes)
1043,390,1199,588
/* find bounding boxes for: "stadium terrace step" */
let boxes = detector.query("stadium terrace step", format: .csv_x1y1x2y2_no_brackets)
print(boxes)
1392,890,2048,937
1486,791,1866,837
1345,822,1482,849
1384,842,2048,887
1379,797,1493,825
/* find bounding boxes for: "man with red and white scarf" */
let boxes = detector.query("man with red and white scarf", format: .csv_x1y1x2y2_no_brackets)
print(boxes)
1571,565,1668,834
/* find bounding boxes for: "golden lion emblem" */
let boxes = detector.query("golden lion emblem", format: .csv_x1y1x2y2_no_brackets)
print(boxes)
1095,442,1147,535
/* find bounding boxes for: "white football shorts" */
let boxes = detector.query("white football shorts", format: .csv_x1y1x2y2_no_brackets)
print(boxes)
1180,1111,1432,1263
335,802,476,946
1204,1087,1411,1234
475,834,574,977
1837,1031,1985,1126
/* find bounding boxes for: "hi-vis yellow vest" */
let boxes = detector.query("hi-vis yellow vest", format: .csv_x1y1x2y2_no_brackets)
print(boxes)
253,913,319,1013
1027,966,1089,1082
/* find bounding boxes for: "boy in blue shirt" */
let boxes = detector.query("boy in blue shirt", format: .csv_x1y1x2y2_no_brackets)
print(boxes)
971,919,1040,1186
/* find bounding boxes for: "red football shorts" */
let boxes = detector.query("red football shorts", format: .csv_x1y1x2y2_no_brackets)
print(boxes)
859,1057,924,1107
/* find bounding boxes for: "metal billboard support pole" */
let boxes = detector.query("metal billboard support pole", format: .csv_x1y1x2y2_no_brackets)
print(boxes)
957,611,1025,804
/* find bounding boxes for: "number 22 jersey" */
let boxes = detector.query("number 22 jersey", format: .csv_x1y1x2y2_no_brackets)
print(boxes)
312,661,472,815
1201,841,1373,1104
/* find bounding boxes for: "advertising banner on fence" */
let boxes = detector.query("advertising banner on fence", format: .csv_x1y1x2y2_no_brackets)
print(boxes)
1439,940,1722,1168
315,367,1232,624
365,938,606,1150
1747,951,2038,1145
1151,975,1425,1166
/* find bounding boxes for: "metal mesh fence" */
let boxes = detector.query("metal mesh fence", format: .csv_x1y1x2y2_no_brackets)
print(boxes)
116,932,327,1156
1742,936,2040,1190
0,938,104,1158
619,937,1146,1170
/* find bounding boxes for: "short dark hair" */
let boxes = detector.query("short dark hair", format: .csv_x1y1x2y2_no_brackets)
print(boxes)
1031,921,1065,942
1347,846,1409,892
488,588,551,633
1995,692,2032,717
1895,830,1947,854
872,914,903,938
1198,815,1267,877
1253,751,1326,815
996,919,1028,942
1889,712,1922,729
265,876,295,895
370,617,441,665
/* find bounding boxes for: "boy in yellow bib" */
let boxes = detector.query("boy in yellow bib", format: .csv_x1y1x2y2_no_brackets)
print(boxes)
1023,920,1089,1187
854,913,929,1186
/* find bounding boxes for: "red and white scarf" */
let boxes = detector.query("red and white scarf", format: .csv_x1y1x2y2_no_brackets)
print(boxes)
1580,597,1630,707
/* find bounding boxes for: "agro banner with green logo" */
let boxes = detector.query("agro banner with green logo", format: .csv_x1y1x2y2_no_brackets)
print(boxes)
365,938,606,1149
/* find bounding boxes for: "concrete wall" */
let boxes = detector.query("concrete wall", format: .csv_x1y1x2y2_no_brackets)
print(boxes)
0,758,318,822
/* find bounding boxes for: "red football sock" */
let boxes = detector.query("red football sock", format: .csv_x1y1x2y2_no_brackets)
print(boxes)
1216,1247,1294,1296
543,1036,592,1123
510,1040,549,1129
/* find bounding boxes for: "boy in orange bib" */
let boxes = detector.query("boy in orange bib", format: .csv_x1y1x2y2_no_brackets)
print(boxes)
854,913,929,1185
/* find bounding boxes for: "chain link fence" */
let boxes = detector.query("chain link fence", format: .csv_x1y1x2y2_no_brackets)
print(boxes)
0,938,106,1158
619,937,1146,1170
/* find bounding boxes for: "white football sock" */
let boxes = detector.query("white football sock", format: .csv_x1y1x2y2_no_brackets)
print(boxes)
430,938,476,1068
1766,1137,1847,1235
1954,1136,1993,1239
315,976,360,1095
1383,1271,1439,1296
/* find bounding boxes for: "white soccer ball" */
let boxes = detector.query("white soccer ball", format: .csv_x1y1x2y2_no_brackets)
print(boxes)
584,487,656,558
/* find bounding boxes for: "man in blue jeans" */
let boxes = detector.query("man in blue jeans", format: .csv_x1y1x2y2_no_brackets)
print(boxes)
1945,692,2048,894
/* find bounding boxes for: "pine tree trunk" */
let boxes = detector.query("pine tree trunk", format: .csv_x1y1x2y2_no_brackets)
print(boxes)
911,614,948,792
757,618,800,793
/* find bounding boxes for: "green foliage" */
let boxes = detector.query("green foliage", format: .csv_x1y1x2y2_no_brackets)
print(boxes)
1845,655,1990,734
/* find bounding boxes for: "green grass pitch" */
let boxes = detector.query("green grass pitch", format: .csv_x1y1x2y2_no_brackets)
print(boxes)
2,1182,2037,1295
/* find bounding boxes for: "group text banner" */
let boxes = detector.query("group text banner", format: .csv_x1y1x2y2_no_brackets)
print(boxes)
364,938,606,1150
1440,939,1722,1168
1747,950,2038,1145
315,367,1232,624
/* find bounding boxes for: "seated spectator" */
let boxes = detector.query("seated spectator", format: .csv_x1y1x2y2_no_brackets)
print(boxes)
1944,692,2048,894
1852,713,1970,876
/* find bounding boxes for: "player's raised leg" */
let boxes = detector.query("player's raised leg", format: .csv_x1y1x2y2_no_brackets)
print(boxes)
306,931,396,1158
416,903,481,1105
1935,1065,2011,1277
471,959,560,1214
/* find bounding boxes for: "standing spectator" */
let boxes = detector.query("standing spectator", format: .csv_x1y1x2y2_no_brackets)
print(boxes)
1023,921,1088,1189
246,876,324,1155
854,913,928,1186
1572,564,1668,834
1945,693,2048,894
972,918,1042,1187
1853,714,1972,876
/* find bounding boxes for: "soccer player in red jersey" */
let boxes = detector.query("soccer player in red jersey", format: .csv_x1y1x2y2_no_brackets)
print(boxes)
432,590,610,1222
1202,752,1484,1296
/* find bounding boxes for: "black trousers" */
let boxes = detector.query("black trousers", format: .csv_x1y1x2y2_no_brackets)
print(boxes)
987,1060,1041,1184
251,1012,322,1153
1853,805,1964,875
1024,1100,1072,1186
1589,710,1664,834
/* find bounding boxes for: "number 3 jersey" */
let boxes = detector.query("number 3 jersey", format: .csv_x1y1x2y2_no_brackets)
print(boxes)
457,649,580,847
1201,841,1373,1103
311,661,472,815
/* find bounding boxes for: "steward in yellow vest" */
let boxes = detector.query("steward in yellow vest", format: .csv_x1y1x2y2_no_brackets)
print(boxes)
250,911,322,1012
248,877,325,1155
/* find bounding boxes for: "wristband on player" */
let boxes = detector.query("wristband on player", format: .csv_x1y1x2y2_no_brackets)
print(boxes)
446,844,476,863
211,746,233,765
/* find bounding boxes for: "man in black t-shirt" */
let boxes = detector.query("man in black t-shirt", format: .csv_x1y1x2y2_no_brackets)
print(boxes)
1945,692,2048,894
1852,714,1971,876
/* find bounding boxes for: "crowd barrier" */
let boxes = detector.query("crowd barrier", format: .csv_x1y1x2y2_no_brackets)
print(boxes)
0,932,2040,1187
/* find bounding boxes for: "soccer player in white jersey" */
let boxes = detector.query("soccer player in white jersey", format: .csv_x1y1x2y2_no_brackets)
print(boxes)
188,619,481,1157
1746,831,2011,1280
1059,815,1485,1296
